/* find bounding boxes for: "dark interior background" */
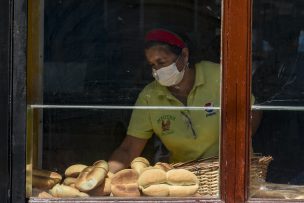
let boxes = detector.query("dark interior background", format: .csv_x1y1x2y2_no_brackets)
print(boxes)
37,0,304,185
0,0,11,201
32,0,304,186
41,0,221,173
252,0,304,184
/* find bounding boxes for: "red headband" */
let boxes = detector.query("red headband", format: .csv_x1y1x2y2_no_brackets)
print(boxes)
145,29,186,49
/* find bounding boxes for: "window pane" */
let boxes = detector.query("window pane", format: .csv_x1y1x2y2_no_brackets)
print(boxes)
27,0,222,199
251,0,304,199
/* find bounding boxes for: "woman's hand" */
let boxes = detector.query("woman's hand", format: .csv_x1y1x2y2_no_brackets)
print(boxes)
108,135,148,173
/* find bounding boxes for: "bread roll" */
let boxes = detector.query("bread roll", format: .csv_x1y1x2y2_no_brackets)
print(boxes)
75,160,109,192
37,191,54,198
140,166,157,174
131,157,150,174
107,171,114,179
154,162,173,172
111,183,140,197
141,184,169,197
295,195,304,199
75,166,94,190
166,169,199,186
168,185,199,197
33,169,62,181
111,169,139,185
111,169,140,197
32,169,62,189
93,160,109,171
138,168,167,188
138,168,199,197
33,176,57,190
63,177,77,186
88,178,111,196
49,184,89,197
88,161,108,181
65,164,87,178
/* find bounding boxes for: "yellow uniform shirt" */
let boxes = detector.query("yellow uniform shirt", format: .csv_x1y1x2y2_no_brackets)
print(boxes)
127,61,220,163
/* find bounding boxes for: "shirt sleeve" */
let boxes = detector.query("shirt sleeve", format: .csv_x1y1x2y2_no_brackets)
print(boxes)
127,91,154,139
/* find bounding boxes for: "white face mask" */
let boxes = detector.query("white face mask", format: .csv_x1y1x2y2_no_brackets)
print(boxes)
152,56,186,86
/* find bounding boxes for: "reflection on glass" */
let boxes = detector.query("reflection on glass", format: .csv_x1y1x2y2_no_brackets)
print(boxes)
27,0,222,199
251,0,304,199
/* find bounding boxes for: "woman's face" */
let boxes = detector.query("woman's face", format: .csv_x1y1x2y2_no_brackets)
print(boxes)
145,45,179,70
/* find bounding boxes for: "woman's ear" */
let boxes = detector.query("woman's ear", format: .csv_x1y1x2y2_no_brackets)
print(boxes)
181,48,189,62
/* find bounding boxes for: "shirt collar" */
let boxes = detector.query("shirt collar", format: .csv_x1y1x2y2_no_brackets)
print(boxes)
193,63,205,87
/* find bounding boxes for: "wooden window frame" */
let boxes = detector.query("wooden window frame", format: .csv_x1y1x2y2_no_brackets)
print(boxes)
7,0,299,202
221,0,252,201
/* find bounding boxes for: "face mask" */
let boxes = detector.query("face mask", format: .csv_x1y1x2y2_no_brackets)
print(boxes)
152,56,186,86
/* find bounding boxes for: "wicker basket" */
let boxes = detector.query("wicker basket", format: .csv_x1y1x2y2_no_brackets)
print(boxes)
171,155,272,197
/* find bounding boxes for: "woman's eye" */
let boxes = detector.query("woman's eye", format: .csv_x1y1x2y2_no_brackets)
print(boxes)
149,61,168,69
158,62,167,67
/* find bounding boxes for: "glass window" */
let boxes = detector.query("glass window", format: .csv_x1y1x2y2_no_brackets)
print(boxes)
26,0,222,200
250,0,304,199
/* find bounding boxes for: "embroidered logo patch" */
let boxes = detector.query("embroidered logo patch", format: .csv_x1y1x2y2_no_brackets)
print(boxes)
204,102,216,117
161,120,171,131
157,115,175,135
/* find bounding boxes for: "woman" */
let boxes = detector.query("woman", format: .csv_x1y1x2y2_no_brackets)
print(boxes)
108,28,261,173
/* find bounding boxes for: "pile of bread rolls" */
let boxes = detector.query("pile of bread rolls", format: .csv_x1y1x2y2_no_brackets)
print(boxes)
33,160,111,198
33,157,199,198
109,157,199,197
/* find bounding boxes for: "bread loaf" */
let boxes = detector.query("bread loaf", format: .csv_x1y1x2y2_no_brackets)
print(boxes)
64,164,87,178
32,169,62,190
75,160,109,192
131,157,150,174
111,169,140,197
49,184,89,197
